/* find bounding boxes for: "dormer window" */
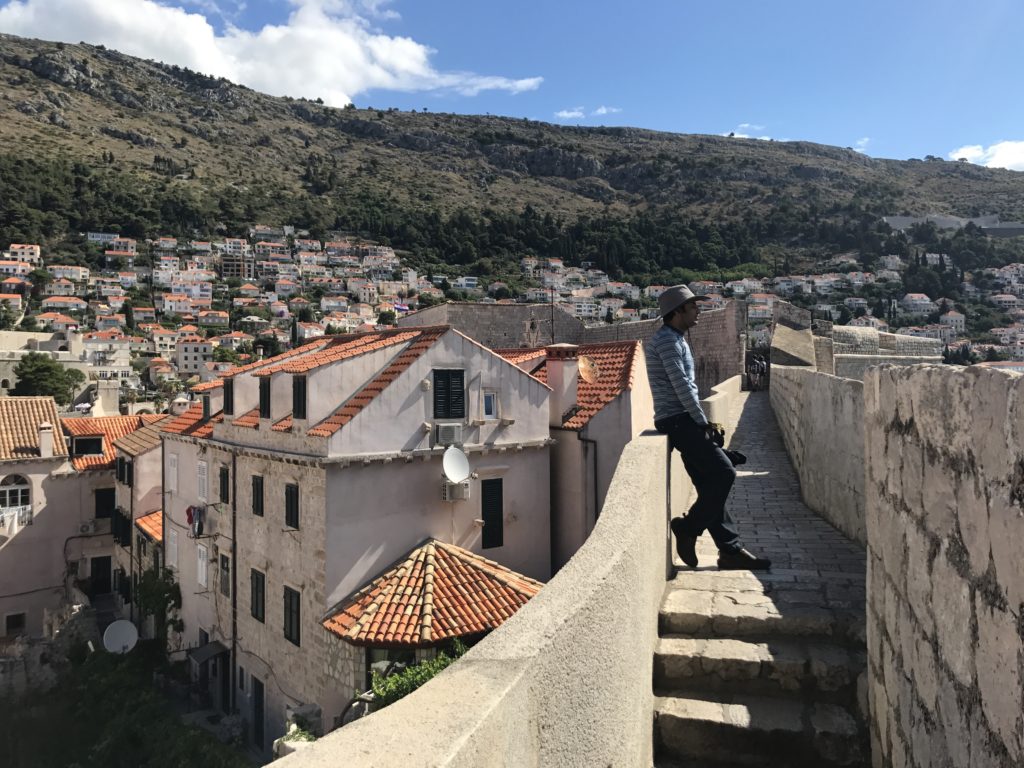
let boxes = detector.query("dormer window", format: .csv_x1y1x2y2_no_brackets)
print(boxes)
73,437,103,456
292,376,307,420
259,378,271,419
223,379,234,416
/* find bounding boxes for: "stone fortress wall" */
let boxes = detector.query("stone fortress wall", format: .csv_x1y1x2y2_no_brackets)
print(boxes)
769,359,1024,768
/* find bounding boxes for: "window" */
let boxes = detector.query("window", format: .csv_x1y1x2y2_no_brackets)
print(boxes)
292,376,307,420
167,529,178,569
116,457,133,486
483,391,498,419
285,484,299,529
5,612,26,636
433,370,465,419
259,378,271,419
94,488,115,520
197,543,208,587
168,454,178,493
73,437,103,456
283,586,301,646
219,466,230,503
252,475,264,517
481,478,503,549
250,569,265,622
197,461,208,502
0,475,30,510
219,554,231,597
238,665,246,691
223,379,234,416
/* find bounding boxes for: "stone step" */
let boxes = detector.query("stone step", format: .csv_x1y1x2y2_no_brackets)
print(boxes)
654,693,866,768
659,586,864,644
655,636,865,706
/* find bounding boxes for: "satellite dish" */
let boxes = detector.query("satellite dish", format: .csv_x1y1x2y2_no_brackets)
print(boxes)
442,445,470,483
578,355,601,384
102,619,139,654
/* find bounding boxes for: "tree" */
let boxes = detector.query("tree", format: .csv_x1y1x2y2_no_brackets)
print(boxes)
12,353,85,405
377,310,397,326
0,300,17,330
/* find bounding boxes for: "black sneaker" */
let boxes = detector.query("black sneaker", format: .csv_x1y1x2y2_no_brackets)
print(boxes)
717,548,771,571
670,517,698,568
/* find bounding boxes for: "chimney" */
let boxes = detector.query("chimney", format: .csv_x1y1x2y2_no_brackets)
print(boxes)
545,344,579,427
38,422,54,459
170,396,190,416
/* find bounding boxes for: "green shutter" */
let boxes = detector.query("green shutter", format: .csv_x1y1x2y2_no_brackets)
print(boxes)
481,479,503,549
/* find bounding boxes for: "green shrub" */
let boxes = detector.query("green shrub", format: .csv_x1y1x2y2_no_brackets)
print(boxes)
370,640,467,709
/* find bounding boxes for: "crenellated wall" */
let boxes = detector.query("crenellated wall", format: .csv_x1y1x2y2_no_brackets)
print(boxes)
769,365,866,544
863,364,1024,768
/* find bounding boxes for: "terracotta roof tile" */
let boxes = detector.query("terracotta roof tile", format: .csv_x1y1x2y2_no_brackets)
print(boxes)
323,539,543,648
307,328,445,437
251,329,421,377
190,379,225,392
0,397,68,460
502,341,641,429
232,408,260,429
135,509,163,542
62,415,156,471
271,415,293,432
113,420,168,457
160,403,223,438
220,337,334,379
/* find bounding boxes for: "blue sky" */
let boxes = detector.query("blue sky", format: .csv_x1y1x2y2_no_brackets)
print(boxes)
2,0,1023,168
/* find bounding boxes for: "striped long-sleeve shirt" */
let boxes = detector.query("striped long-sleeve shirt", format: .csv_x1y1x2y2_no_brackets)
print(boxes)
645,323,708,426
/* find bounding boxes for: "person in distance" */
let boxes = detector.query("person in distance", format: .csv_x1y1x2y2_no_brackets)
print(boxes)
645,285,771,571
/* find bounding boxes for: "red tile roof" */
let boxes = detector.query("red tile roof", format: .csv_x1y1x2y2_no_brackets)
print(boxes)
271,415,293,432
61,415,156,471
135,509,163,542
252,329,421,377
502,341,641,429
232,408,260,429
0,397,69,460
323,539,543,648
191,379,225,392
307,328,445,437
160,403,223,439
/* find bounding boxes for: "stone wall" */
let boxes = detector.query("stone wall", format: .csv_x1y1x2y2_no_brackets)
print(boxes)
814,336,835,374
773,300,812,330
769,365,866,544
834,355,943,382
272,431,672,768
863,364,1024,768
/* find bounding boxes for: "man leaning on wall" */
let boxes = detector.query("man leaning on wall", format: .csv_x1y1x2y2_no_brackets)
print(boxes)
646,285,771,571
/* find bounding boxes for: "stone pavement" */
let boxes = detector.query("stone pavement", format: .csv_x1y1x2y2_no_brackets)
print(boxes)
654,390,869,768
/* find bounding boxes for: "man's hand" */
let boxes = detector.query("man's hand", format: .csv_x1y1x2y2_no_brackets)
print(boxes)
705,422,725,447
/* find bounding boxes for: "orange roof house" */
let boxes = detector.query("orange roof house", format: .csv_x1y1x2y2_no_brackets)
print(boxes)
61,415,161,471
323,539,543,648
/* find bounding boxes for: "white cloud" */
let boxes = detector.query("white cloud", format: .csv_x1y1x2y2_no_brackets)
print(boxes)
724,123,770,141
555,107,584,119
0,0,541,106
948,141,1024,171
591,105,621,116
854,137,870,153
738,122,764,131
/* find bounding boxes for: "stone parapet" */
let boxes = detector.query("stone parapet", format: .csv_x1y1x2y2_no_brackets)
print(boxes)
833,355,943,382
863,364,1024,768
272,431,672,768
769,365,865,545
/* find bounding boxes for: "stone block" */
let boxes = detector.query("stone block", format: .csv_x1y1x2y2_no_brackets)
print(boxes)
955,474,990,579
903,524,935,636
901,444,925,517
987,488,1024,612
920,457,956,537
973,594,1021,762
936,670,970,768
930,547,975,688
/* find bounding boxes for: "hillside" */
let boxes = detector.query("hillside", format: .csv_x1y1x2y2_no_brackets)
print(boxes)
2,33,1024,282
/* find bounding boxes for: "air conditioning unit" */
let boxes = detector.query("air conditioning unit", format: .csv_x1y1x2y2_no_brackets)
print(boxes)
79,520,97,534
441,481,471,502
435,423,463,446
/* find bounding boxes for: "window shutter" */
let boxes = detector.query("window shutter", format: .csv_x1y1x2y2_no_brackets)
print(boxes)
126,461,133,488
259,378,271,419
168,454,178,493
168,529,178,569
252,475,264,517
481,478,503,549
197,461,208,502
285,484,299,529
223,379,234,416
433,370,449,418
293,376,307,420
449,370,465,418
219,466,229,503
197,543,208,587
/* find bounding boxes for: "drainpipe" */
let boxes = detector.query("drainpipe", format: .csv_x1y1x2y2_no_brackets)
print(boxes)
578,434,599,525
230,451,238,713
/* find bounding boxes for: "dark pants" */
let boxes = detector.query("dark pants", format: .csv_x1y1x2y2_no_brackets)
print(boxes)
655,414,741,552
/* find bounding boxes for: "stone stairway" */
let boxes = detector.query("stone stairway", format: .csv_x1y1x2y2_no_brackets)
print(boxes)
653,391,869,768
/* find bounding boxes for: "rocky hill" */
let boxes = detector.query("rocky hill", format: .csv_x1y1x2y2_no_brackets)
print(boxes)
2,33,1024,281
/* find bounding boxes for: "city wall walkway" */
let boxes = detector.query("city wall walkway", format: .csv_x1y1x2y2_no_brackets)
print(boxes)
656,389,869,767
